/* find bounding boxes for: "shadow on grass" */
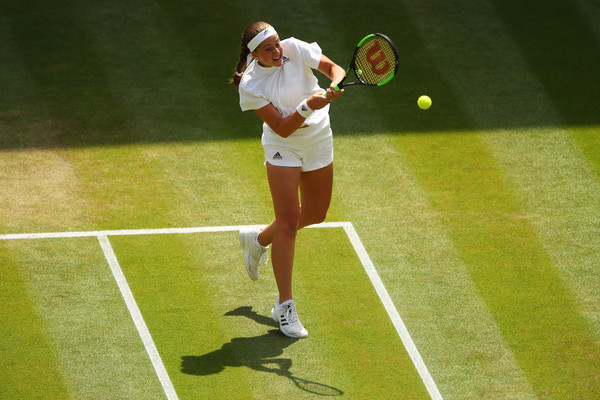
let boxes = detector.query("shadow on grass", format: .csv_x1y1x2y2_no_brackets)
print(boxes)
4,1,600,151
181,306,343,397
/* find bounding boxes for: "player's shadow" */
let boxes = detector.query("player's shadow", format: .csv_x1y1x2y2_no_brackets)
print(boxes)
181,306,343,396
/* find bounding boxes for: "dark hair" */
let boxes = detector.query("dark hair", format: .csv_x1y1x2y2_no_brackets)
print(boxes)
230,21,272,88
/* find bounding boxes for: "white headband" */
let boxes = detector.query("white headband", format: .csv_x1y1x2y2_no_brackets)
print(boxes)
247,27,277,51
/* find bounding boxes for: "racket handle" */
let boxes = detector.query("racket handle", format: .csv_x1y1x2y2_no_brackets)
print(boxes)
333,84,342,92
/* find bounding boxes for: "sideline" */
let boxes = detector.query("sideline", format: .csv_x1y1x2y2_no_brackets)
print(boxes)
98,235,178,400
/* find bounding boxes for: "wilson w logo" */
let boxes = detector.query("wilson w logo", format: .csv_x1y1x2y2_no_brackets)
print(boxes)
365,41,391,75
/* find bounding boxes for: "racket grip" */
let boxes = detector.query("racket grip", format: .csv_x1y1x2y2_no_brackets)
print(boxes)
333,84,342,92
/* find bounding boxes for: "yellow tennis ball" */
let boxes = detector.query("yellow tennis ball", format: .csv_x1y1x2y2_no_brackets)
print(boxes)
418,95,432,110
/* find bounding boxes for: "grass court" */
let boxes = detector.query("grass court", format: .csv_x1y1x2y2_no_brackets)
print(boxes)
1,0,599,399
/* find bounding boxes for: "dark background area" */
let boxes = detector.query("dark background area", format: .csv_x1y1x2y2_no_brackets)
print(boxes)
1,0,598,149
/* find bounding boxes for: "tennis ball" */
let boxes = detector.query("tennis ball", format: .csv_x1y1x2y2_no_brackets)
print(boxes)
357,69,363,75
418,95,432,110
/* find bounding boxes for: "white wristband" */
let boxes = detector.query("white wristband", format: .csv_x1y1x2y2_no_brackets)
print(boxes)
296,100,314,118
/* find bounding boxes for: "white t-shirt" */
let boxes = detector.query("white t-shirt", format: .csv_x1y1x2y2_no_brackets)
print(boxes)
239,37,330,142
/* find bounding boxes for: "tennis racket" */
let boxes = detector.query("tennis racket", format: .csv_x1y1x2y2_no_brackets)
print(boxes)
334,33,399,91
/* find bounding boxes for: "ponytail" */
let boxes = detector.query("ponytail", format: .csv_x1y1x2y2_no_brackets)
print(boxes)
230,46,251,88
230,21,272,88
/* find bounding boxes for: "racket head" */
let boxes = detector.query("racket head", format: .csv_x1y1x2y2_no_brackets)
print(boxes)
352,33,399,87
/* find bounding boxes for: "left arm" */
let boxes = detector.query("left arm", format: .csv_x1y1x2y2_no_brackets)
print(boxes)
318,54,346,98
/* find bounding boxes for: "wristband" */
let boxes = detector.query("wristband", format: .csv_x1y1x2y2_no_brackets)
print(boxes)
296,100,314,118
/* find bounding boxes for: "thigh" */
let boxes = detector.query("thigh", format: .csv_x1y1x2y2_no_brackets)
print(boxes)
266,163,302,222
299,162,333,216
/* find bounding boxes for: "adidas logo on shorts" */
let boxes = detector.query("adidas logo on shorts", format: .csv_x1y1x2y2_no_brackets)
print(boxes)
273,152,283,160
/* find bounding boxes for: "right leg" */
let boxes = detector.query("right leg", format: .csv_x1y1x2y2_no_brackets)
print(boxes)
261,163,302,303
257,164,310,338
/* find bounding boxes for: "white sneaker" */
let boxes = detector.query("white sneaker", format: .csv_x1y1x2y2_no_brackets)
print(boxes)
271,299,308,338
239,228,269,281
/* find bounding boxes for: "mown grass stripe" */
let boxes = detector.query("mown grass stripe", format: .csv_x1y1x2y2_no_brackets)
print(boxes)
334,134,536,399
74,0,215,144
110,233,289,399
343,223,442,399
0,0,131,148
491,0,600,128
98,235,178,400
0,244,71,399
0,8,53,150
279,228,433,399
484,129,600,342
572,0,600,45
396,132,600,398
1,238,166,399
570,126,600,179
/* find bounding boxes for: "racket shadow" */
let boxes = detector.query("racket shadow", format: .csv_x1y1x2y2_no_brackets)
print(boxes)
180,306,344,396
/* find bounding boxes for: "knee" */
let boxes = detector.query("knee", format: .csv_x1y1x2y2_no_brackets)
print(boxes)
278,221,299,239
314,209,328,224
305,209,328,226
276,215,300,238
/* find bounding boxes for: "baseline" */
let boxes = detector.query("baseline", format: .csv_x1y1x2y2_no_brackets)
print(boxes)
0,222,345,241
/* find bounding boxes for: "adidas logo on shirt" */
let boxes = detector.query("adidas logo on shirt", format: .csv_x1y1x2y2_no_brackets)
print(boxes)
273,152,283,160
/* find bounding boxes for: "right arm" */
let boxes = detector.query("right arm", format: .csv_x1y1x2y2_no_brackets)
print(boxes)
253,93,333,138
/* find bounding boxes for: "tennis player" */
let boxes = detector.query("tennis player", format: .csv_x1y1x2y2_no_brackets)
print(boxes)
230,21,345,338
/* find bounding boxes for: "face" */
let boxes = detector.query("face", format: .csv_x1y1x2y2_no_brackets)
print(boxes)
252,35,284,67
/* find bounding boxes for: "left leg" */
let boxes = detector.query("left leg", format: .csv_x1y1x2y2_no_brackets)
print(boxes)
258,162,333,245
298,162,334,229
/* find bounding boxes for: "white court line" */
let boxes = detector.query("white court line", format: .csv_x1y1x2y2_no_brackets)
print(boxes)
342,223,443,400
0,221,346,240
1,222,442,400
98,235,179,400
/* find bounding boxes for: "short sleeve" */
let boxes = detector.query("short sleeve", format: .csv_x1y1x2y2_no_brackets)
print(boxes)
295,39,322,70
239,82,270,111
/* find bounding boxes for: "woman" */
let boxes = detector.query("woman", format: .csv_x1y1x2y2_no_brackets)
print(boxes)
231,21,345,338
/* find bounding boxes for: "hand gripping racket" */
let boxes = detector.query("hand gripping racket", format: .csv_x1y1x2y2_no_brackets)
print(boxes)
334,33,399,91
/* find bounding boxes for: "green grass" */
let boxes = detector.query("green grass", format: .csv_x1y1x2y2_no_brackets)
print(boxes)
394,132,600,397
107,230,430,399
1,0,600,399
0,247,70,399
1,238,165,398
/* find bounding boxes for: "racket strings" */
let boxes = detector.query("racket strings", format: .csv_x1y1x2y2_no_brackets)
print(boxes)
354,38,397,85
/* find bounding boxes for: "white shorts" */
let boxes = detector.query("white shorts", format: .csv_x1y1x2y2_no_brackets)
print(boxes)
262,116,333,172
